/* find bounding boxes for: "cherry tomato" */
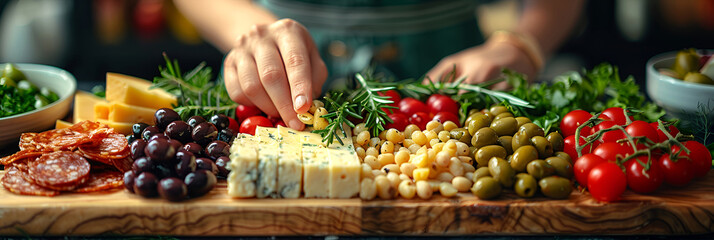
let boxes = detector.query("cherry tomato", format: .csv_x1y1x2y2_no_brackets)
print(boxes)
600,107,632,126
649,122,680,142
227,117,240,133
625,120,659,144
432,111,460,127
592,120,625,143
563,135,600,160
426,94,459,116
239,116,273,135
658,151,694,187
409,112,430,130
378,90,401,107
398,98,429,116
625,156,663,194
267,115,282,125
274,120,287,128
677,141,712,178
235,105,262,123
587,162,627,202
574,153,607,187
592,142,633,162
560,110,593,137
385,113,409,131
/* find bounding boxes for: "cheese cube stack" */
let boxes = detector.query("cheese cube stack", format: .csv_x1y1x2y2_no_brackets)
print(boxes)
227,126,361,199
62,73,177,134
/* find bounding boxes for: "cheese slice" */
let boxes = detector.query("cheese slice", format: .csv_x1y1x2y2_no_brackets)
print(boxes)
327,127,361,199
73,91,108,123
96,119,134,135
276,126,303,198
227,134,259,198
255,126,279,198
301,131,330,198
105,73,177,109
108,102,156,124
55,119,72,129
94,102,110,120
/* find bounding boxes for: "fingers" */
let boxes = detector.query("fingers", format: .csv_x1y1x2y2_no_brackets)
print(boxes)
237,52,280,117
306,32,328,98
274,30,313,114
224,51,253,106
254,43,305,130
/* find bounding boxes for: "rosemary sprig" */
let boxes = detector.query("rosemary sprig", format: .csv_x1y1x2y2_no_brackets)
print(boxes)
313,92,361,146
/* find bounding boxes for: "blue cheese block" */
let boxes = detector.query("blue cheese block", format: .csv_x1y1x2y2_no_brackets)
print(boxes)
276,126,303,198
300,131,330,198
255,126,279,198
227,134,259,198
327,127,361,198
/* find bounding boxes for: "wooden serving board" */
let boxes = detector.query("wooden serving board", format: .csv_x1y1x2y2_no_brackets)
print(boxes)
1,171,714,236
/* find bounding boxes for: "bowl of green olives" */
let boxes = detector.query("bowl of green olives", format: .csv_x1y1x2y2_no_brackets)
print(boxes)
0,63,76,147
646,50,714,120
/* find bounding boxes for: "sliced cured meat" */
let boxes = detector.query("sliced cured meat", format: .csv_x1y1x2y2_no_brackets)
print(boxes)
70,120,113,140
1,166,60,196
73,170,124,193
0,150,44,166
19,132,39,151
111,157,134,173
28,151,91,191
78,133,129,160
33,128,91,151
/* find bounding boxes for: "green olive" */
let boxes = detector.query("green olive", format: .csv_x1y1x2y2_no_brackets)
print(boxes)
3,63,26,81
471,176,502,200
467,114,492,136
515,117,531,128
475,145,507,167
473,167,492,182
17,80,37,92
672,49,699,77
530,136,553,159
683,72,714,85
510,145,538,172
538,176,572,199
0,77,16,87
470,146,478,159
546,132,564,152
526,159,555,179
488,157,515,187
553,152,573,165
34,95,49,109
468,108,481,116
514,173,537,198
545,156,573,179
511,131,530,151
497,136,514,155
40,87,59,102
489,106,510,116
490,117,518,136
450,128,472,143
494,112,514,121
483,111,495,122
471,127,499,148
519,123,545,138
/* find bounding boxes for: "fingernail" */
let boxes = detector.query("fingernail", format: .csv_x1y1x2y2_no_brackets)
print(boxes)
289,119,303,130
294,95,308,111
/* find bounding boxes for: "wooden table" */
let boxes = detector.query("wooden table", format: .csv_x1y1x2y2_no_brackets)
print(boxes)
1,171,713,236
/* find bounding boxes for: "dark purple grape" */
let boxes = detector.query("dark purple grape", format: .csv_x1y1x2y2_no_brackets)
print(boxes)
130,139,147,160
184,169,217,197
144,138,176,162
196,157,218,174
149,133,169,142
134,172,159,197
175,150,197,179
132,157,155,174
187,116,206,129
159,177,188,202
205,141,230,160
215,156,231,178
132,122,150,139
155,108,180,131
209,114,230,131
142,126,160,141
123,170,136,193
182,143,203,156
166,120,192,143
192,122,218,146
168,139,183,161
217,128,236,143
127,135,137,145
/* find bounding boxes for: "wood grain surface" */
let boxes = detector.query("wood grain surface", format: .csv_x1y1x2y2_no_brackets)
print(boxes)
1,171,714,236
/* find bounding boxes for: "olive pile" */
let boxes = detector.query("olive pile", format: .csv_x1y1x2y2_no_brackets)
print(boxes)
466,106,572,199
123,108,234,201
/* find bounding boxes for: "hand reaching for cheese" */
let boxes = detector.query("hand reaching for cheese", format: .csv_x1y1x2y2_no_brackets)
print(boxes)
223,19,328,131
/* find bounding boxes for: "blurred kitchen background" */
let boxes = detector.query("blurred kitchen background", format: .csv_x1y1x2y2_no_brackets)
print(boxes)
0,0,712,92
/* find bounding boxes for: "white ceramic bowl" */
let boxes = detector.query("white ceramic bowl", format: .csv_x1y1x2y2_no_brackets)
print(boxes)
0,63,76,148
646,52,714,120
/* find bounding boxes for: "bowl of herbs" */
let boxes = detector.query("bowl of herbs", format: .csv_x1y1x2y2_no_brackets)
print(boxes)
0,63,76,148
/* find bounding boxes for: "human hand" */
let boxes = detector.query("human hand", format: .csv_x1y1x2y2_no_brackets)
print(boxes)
425,41,537,90
223,19,328,130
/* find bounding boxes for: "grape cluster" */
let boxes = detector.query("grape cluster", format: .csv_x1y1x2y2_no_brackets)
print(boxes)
123,108,235,201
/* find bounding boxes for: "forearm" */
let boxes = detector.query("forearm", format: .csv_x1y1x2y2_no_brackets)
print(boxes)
515,0,584,57
173,0,277,52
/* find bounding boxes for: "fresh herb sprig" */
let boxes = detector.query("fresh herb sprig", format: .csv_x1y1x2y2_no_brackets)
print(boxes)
152,54,238,120
313,92,361,146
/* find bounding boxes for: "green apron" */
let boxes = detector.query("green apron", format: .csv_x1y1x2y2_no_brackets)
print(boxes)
257,0,483,90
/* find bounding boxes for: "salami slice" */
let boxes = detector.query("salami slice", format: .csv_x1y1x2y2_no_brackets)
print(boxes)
78,133,129,160
34,128,91,151
19,132,39,151
2,166,60,196
28,151,91,191
0,150,44,166
72,170,124,193
111,157,133,173
70,120,113,140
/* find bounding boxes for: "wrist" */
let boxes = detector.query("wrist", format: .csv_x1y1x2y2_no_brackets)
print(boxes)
487,30,545,72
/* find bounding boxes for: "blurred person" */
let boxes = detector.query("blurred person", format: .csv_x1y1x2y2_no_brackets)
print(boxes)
174,0,583,130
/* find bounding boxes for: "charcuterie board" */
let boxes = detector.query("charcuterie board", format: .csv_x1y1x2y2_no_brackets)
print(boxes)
2,171,714,236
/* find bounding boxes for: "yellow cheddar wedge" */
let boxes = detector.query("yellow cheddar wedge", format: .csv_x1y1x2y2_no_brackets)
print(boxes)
74,91,108,123
55,119,72,129
94,102,110,120
108,102,155,124
106,72,177,109
97,119,134,135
